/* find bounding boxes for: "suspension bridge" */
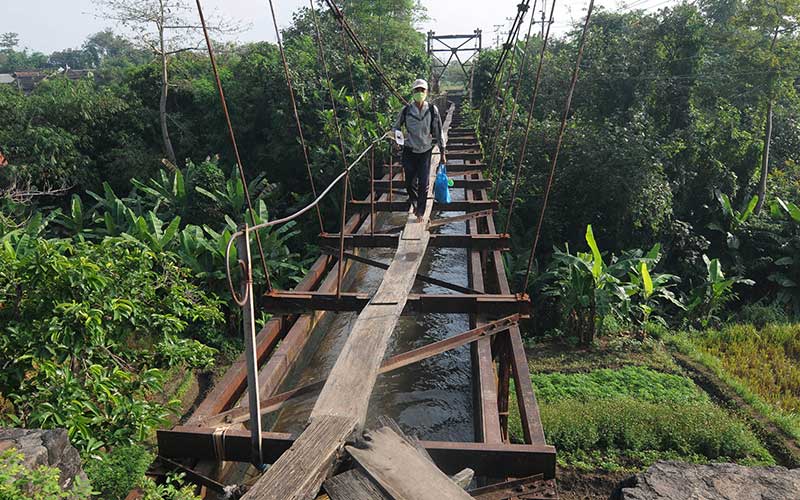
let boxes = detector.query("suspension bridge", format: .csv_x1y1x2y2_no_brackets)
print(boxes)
141,0,596,497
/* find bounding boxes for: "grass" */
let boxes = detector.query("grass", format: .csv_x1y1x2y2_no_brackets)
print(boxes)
692,323,800,412
509,365,774,470
525,336,679,374
667,329,800,443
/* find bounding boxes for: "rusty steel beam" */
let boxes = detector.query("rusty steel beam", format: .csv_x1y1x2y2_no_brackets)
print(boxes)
199,315,520,427
373,178,491,190
383,162,486,173
156,427,556,479
466,178,503,445
259,290,531,316
187,254,332,423
328,251,484,295
449,151,483,161
318,232,510,250
349,199,497,212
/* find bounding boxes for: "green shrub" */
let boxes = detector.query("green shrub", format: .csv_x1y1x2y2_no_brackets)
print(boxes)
0,237,222,452
0,448,92,499
84,445,153,500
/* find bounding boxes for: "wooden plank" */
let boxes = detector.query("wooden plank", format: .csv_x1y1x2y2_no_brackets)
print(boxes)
241,415,356,500
325,468,389,500
156,426,556,478
346,427,473,500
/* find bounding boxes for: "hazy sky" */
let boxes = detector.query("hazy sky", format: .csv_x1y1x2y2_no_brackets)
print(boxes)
4,0,678,54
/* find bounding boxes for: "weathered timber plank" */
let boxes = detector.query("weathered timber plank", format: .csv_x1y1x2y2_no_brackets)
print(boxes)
346,427,472,500
325,468,389,500
240,415,356,500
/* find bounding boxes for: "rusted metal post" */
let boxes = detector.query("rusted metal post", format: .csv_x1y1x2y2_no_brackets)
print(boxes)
235,226,264,467
336,172,350,299
496,333,512,443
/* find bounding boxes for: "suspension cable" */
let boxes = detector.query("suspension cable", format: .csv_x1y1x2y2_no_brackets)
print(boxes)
504,0,557,234
522,0,596,293
478,1,529,131
195,0,273,291
266,0,324,233
489,0,538,197
322,0,406,103
309,0,352,205
486,11,529,181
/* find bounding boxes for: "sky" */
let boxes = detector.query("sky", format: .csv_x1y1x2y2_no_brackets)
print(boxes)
3,0,680,54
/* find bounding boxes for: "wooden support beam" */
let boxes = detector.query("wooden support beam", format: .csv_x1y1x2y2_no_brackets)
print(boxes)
319,232,510,250
349,199,497,212
199,315,520,428
156,427,556,479
259,290,532,316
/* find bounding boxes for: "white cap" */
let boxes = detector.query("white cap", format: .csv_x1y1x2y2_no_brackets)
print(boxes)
412,78,428,91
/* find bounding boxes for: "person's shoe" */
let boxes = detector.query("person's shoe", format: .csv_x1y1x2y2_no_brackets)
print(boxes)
416,214,423,223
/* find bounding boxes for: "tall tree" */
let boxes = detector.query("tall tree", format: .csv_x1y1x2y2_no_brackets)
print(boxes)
94,0,238,165
0,33,19,53
734,0,800,213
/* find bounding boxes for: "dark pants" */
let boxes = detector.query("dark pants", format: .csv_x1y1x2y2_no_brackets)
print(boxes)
401,147,432,216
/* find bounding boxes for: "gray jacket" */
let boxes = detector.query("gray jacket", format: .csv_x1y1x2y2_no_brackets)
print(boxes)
392,101,445,154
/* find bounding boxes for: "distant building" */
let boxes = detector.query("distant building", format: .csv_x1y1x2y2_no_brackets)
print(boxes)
0,69,94,93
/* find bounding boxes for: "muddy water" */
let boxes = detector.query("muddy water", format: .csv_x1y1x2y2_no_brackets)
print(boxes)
266,184,475,442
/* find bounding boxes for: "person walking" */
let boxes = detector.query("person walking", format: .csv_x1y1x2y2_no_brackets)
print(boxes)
391,78,446,222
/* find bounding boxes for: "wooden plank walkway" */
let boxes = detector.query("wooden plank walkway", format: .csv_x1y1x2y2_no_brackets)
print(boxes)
241,104,455,499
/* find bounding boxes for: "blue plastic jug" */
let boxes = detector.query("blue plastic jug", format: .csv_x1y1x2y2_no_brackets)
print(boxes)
434,163,451,204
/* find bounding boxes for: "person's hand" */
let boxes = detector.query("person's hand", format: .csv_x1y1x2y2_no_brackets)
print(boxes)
441,153,447,164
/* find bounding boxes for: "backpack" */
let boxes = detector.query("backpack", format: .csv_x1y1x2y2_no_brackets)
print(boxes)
401,103,439,139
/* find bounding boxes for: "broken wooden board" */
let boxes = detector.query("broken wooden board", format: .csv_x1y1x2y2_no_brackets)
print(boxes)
346,426,472,500
240,415,355,500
